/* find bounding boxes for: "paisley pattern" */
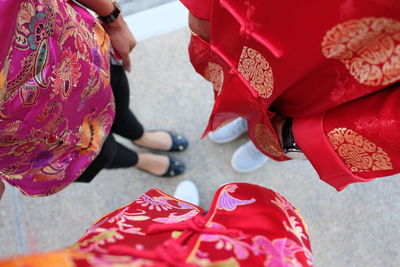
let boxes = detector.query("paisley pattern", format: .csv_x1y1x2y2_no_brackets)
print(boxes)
0,0,114,196
0,184,313,267
238,46,274,98
322,17,400,86
327,128,393,172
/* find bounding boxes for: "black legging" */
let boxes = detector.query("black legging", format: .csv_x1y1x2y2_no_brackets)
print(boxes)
76,65,144,182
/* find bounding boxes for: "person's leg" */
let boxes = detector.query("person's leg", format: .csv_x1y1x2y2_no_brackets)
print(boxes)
293,84,400,190
110,64,187,151
76,132,184,178
106,142,138,169
98,65,186,176
110,64,144,140
107,144,184,177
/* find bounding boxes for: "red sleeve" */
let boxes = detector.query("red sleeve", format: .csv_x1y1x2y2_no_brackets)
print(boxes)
293,85,400,191
179,0,212,20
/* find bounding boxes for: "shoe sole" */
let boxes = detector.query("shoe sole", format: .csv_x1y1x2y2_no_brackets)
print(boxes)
231,145,269,173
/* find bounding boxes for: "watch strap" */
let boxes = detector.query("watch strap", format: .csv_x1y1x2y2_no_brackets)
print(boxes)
98,1,121,24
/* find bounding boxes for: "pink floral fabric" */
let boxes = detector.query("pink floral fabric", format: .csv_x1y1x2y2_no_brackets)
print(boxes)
0,0,115,196
0,183,313,266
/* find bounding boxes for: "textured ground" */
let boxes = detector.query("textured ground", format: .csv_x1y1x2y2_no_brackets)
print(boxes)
0,29,399,267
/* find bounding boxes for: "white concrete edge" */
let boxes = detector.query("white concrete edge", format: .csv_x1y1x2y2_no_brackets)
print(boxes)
124,1,188,42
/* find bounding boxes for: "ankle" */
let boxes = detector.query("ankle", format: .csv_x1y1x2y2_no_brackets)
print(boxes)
133,132,148,146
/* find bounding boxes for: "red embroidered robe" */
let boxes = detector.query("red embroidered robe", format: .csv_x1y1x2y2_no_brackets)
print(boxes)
0,183,313,266
180,0,400,190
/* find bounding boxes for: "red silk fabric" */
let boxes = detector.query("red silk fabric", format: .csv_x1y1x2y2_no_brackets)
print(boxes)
0,184,313,266
183,0,400,190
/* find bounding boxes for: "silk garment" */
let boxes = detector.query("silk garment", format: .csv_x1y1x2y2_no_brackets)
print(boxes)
0,183,313,266
0,0,115,196
181,0,400,190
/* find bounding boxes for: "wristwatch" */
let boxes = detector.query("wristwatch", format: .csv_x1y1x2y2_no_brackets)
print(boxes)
98,0,121,24
281,119,306,160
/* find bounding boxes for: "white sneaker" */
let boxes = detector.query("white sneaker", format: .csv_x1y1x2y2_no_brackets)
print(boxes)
208,118,248,144
173,180,200,206
231,140,269,172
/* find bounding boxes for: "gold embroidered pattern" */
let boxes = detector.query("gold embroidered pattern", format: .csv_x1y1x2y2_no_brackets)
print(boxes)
327,128,393,172
254,124,284,157
238,46,274,98
204,62,224,94
322,17,400,86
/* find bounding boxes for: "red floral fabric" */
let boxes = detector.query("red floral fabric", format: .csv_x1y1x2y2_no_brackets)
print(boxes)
0,183,313,266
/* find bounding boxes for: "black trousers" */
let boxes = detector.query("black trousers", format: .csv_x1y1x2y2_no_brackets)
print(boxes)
75,65,144,183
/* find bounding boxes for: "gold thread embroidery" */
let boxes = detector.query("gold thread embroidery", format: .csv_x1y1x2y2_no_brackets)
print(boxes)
238,46,274,98
254,124,284,157
327,128,393,172
322,17,400,86
204,62,224,94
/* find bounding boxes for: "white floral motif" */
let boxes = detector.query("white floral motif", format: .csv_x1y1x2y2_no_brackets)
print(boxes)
107,208,148,234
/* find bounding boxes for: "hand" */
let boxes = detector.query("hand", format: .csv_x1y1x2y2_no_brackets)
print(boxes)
188,13,210,42
0,180,4,201
270,113,286,145
103,15,136,72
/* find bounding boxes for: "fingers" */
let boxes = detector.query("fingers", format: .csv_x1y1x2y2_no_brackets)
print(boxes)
0,180,5,201
122,37,136,72
130,36,137,52
122,52,131,72
188,13,211,42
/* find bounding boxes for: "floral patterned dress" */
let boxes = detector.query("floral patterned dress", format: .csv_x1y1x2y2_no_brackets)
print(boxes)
0,183,313,266
0,0,115,196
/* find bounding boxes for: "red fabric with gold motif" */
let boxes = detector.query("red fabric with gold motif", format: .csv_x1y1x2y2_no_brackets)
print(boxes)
180,0,400,190
0,183,313,266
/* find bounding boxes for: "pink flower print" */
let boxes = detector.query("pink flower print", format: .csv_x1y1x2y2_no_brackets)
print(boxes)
218,186,255,211
253,236,310,267
153,209,199,224
136,194,175,211
200,222,253,260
